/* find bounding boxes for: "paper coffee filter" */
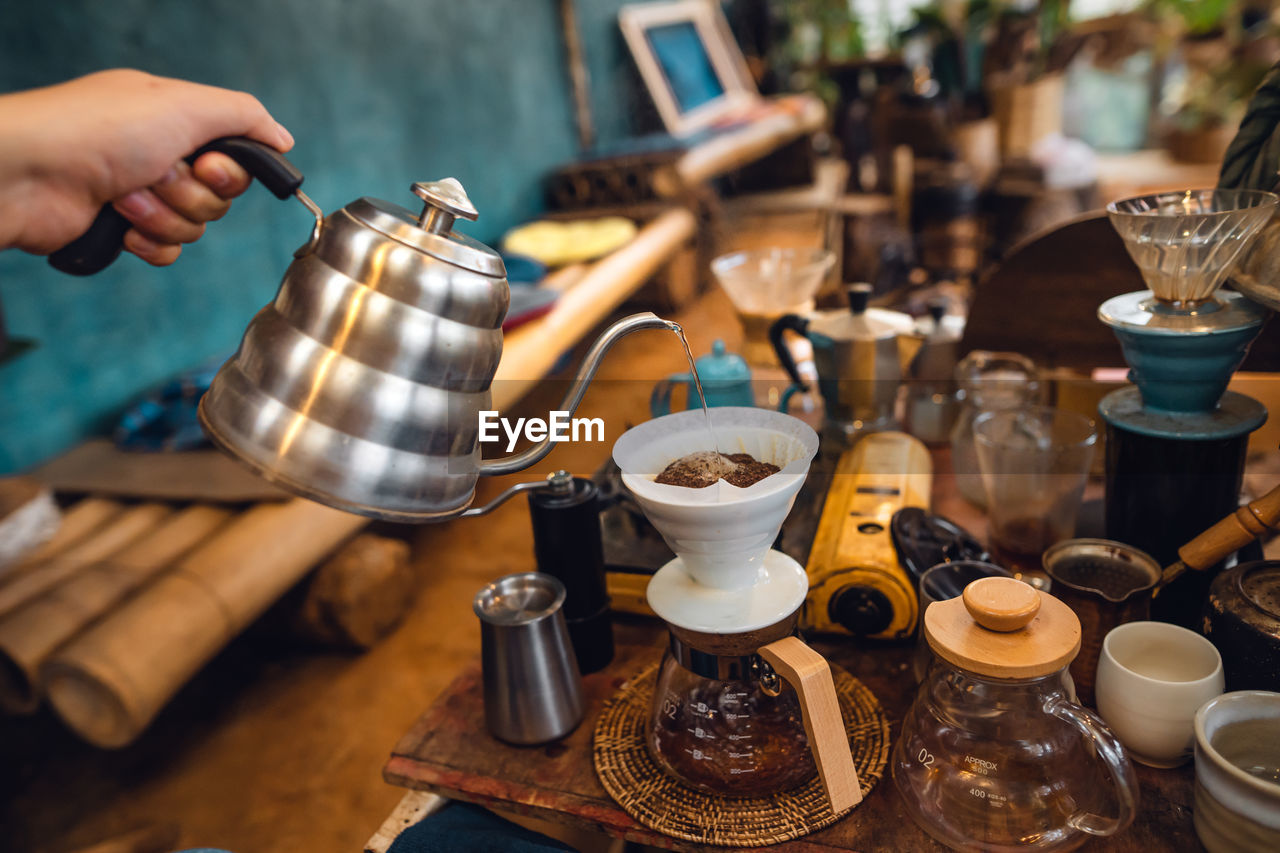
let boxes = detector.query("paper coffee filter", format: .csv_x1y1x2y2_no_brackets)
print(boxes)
612,407,818,506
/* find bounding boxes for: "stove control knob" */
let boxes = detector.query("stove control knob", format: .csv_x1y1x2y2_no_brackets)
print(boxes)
828,585,893,636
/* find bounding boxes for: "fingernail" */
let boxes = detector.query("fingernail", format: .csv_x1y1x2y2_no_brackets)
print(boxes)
115,191,154,219
275,121,295,149
158,166,179,185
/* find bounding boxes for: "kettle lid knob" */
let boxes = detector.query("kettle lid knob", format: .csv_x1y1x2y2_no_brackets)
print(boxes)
846,283,872,314
924,576,1081,679
963,577,1040,632
412,178,479,235
927,298,947,325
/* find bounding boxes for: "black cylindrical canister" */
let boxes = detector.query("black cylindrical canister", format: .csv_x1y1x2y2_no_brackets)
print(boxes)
1104,421,1249,629
1204,561,1280,693
529,476,614,673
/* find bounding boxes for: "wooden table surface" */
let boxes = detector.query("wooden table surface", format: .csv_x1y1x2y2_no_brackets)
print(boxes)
381,446,1200,852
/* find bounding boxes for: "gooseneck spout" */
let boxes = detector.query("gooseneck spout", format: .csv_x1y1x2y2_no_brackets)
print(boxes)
479,312,675,476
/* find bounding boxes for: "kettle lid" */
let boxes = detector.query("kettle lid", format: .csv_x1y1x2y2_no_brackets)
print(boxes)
343,178,505,277
925,576,1081,679
808,284,914,341
695,340,751,383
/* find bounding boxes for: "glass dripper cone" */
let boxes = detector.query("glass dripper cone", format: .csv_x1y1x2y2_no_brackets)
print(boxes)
710,248,834,314
1106,189,1278,309
711,248,834,366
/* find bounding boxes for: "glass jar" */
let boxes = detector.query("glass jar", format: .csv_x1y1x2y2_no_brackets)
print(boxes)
648,636,816,796
949,351,1040,507
893,576,1138,851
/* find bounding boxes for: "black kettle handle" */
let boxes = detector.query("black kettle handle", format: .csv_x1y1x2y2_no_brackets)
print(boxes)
768,314,811,390
48,137,304,276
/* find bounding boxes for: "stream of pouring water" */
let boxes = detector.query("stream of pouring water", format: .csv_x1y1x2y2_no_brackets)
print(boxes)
664,321,720,452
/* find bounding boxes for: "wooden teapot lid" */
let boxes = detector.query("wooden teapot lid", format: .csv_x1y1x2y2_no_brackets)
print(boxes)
924,576,1081,679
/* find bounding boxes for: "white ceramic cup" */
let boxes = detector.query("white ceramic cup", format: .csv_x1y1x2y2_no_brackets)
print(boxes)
1095,621,1224,768
1194,691,1280,853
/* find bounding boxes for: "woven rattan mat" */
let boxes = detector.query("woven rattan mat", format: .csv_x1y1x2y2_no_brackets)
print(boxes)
593,660,890,847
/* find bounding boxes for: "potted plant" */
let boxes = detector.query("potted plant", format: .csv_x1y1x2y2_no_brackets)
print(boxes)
1148,0,1279,163
981,0,1075,157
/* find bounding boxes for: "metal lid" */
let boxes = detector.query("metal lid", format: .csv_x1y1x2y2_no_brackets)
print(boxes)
1238,562,1280,621
1099,290,1268,336
808,299,915,342
694,340,751,384
473,572,566,626
344,178,505,277
925,576,1081,679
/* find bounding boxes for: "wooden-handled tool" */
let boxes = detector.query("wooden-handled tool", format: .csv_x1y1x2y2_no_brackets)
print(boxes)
1157,481,1280,593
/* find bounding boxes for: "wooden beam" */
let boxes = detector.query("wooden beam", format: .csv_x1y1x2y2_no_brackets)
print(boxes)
491,207,697,411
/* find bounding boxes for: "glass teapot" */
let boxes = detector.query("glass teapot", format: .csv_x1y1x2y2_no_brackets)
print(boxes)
892,576,1138,851
648,613,862,813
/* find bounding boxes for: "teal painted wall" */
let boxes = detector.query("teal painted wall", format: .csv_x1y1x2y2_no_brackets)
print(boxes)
0,0,642,472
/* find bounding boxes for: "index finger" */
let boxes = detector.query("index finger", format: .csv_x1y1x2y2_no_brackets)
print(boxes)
158,76,295,155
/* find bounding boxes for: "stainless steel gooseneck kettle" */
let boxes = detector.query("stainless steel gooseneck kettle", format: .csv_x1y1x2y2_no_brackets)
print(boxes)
51,138,670,521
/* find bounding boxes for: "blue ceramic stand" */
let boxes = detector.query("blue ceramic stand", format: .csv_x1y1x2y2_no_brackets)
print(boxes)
1098,290,1270,627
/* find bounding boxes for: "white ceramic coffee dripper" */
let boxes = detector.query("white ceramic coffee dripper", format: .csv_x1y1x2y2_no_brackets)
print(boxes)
611,406,819,633
612,407,865,817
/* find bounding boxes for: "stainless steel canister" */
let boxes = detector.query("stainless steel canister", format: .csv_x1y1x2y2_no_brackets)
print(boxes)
473,572,584,744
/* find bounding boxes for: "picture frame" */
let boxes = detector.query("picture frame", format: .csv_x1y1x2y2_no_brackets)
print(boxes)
618,1,759,137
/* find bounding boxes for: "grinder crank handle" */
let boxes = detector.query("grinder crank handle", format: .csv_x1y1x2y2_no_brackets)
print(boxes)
1158,480,1280,590
48,137,304,276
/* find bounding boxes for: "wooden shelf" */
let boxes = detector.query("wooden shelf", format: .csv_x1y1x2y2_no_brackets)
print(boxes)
655,95,828,195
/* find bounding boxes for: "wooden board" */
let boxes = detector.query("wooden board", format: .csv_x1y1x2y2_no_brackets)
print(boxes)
384,444,1197,852
384,619,1197,852
29,440,288,503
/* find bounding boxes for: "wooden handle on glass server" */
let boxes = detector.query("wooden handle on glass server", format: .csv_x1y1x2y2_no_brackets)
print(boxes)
1178,481,1280,571
758,636,862,815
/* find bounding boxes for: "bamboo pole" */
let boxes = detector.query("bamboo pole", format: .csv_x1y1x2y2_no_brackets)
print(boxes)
43,499,368,748
0,504,232,714
0,497,124,585
0,502,171,618
0,478,57,571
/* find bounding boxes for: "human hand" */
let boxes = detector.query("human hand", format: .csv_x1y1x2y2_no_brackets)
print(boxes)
0,69,294,265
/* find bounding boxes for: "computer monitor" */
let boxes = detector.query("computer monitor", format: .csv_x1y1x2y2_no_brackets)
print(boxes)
619,1,758,137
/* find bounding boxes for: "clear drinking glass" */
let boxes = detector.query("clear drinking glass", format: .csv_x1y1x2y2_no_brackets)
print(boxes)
949,351,1041,507
973,406,1096,568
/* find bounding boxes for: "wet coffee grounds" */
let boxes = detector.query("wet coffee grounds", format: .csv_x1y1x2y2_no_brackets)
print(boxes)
655,450,780,489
